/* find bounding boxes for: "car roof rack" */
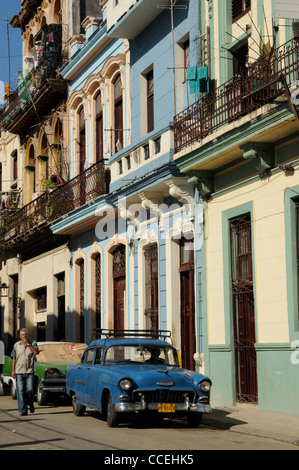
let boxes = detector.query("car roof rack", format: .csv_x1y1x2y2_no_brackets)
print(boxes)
92,329,172,342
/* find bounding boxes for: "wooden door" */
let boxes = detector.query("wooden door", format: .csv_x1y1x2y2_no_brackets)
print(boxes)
113,245,126,332
113,277,125,331
180,239,196,370
230,214,258,403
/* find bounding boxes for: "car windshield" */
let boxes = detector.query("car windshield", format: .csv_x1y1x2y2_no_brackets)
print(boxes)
104,344,179,366
37,343,87,363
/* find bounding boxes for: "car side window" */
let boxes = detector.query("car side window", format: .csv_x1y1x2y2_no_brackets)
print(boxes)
84,348,95,365
94,348,103,365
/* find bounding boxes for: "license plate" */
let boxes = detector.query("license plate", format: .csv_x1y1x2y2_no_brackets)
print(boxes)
157,403,175,413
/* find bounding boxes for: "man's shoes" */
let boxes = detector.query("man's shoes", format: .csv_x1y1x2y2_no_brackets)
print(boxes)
29,403,35,413
19,412,28,416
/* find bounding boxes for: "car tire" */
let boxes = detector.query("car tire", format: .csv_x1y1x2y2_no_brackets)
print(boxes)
36,381,49,406
107,394,119,427
72,393,86,416
186,412,202,428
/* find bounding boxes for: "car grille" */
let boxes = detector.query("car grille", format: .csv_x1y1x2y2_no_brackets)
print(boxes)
133,389,196,404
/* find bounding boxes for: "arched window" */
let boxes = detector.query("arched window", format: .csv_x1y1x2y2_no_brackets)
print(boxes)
113,74,123,154
26,143,36,201
79,106,86,173
53,118,63,174
95,92,103,162
39,132,48,189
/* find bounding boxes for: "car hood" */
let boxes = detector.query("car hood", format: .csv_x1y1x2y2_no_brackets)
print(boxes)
107,364,208,389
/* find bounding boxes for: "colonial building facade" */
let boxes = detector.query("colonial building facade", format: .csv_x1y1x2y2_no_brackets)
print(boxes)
1,0,299,417
173,0,299,415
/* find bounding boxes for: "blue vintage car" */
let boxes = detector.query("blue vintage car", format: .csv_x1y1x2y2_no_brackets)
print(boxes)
66,330,212,427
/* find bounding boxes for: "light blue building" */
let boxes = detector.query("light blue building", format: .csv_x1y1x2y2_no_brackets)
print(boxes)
51,0,204,372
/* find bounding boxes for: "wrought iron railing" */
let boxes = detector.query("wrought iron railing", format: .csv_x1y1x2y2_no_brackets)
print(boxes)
1,24,63,127
174,38,299,153
2,160,109,244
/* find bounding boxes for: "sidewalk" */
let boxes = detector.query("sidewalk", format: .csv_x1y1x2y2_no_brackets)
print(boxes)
203,404,299,447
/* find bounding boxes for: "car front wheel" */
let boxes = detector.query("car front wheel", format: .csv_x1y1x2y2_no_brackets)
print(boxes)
36,382,48,406
186,412,202,427
72,393,86,416
107,394,119,427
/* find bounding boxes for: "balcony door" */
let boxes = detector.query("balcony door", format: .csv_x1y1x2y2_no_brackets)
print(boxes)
79,106,86,205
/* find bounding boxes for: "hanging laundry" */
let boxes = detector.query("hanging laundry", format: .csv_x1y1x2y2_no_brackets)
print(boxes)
48,32,55,44
187,66,200,94
198,66,209,93
187,66,209,94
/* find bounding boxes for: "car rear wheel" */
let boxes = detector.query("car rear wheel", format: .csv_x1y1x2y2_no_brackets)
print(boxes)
186,412,202,427
107,394,119,427
72,393,86,416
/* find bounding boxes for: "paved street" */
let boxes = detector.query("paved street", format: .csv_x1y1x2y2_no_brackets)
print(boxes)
0,395,298,452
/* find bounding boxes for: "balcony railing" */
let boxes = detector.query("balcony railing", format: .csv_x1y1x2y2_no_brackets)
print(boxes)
174,38,299,153
1,24,65,134
2,160,109,244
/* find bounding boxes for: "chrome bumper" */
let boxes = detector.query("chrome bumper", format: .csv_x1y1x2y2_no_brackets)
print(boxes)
41,386,65,393
113,399,211,414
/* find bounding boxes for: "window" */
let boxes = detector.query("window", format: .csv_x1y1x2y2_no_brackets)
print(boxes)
154,137,161,154
79,106,86,173
183,39,190,81
95,92,103,162
232,0,251,22
56,272,65,341
12,150,18,181
84,348,95,365
36,287,47,312
114,74,123,153
144,144,149,160
232,42,248,76
146,70,154,133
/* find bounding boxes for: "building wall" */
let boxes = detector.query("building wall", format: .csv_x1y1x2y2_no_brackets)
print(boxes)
205,136,299,414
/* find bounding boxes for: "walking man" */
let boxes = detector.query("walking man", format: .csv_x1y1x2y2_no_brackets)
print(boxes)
11,329,39,416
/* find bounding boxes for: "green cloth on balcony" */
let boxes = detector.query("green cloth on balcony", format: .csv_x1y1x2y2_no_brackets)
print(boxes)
187,66,209,94
18,71,30,104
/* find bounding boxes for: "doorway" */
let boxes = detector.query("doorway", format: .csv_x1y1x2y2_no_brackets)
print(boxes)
179,238,196,370
113,245,126,332
230,213,258,403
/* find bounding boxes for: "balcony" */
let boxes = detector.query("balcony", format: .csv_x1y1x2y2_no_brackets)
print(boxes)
10,0,44,31
106,0,172,39
1,160,109,249
1,24,67,137
174,38,299,154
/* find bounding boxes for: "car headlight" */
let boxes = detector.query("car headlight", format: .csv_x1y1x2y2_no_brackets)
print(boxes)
43,368,63,378
198,380,211,392
119,378,133,391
